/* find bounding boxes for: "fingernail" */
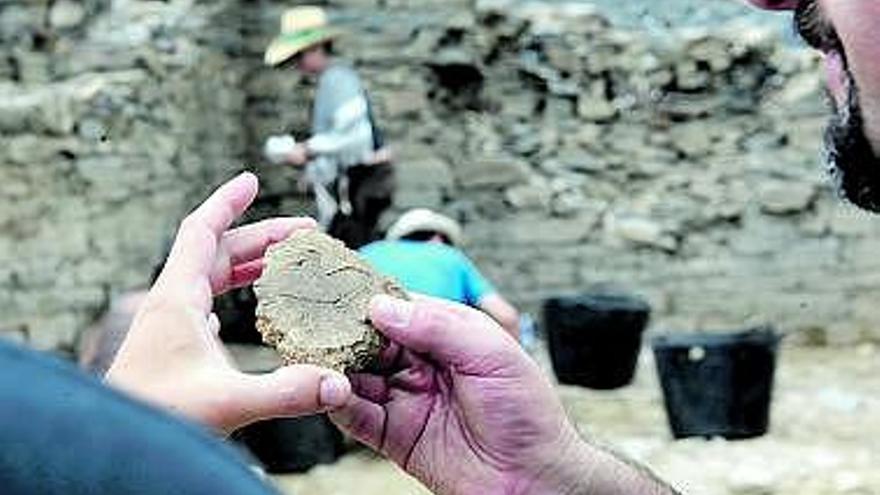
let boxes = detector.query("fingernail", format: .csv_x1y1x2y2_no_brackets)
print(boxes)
319,374,349,407
371,295,412,329
238,170,258,182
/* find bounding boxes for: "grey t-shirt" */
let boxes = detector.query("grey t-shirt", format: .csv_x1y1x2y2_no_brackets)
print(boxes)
305,63,377,226
308,63,375,168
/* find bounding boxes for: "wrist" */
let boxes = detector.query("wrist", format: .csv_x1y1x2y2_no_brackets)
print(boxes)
525,426,677,495
523,426,594,495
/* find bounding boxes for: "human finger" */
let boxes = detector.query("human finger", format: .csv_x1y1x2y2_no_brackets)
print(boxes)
220,217,316,267
229,365,351,428
369,295,516,372
348,373,390,403
227,259,265,291
213,217,316,293
160,173,259,289
328,394,386,452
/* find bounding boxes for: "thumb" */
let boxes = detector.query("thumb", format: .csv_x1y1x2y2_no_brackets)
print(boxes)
229,366,352,427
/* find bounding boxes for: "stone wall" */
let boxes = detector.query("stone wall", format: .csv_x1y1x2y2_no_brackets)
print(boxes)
3,0,880,353
0,0,250,351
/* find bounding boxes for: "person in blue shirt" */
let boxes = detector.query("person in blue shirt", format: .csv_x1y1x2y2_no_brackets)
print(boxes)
360,208,520,339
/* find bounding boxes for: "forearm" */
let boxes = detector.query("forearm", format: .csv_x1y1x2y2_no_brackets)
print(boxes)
530,430,679,495
307,129,362,155
478,294,520,341
308,95,371,155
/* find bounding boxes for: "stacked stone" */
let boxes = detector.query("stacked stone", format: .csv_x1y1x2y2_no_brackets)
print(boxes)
3,0,880,354
315,0,880,344
0,0,249,352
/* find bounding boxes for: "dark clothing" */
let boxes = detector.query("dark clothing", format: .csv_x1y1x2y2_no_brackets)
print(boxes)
0,339,276,495
328,162,394,248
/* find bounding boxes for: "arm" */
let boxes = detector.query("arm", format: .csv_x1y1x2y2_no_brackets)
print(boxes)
306,95,372,155
459,253,519,339
478,293,520,340
535,434,680,495
306,66,373,158
330,296,680,495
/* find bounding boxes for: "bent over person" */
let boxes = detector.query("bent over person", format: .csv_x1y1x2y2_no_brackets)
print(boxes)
264,6,394,248
360,209,521,340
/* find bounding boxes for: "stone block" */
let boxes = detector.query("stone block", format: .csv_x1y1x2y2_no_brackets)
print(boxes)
758,181,817,215
455,155,530,189
604,213,678,252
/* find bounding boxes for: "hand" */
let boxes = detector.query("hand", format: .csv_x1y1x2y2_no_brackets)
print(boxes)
331,296,676,495
365,146,393,165
285,143,310,166
106,172,352,434
329,296,579,494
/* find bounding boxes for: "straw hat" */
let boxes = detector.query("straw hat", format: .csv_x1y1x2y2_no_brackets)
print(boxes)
386,209,464,247
264,6,340,67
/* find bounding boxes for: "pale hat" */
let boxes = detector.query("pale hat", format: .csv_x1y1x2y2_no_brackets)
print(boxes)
387,209,464,246
264,6,340,67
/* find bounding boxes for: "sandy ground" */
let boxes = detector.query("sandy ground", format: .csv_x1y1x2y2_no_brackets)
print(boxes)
272,343,880,495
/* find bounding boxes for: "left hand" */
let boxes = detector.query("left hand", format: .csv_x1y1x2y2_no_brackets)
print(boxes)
330,297,673,495
106,172,352,434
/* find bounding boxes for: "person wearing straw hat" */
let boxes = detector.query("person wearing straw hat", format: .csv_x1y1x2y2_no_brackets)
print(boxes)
264,6,394,248
360,208,521,339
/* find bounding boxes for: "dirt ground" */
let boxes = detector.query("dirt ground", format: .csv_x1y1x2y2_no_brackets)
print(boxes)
272,343,880,495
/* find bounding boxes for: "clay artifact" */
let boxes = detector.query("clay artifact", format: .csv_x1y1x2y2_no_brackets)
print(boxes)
254,230,407,372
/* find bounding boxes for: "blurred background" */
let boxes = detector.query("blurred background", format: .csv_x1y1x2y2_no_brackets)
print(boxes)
2,0,880,493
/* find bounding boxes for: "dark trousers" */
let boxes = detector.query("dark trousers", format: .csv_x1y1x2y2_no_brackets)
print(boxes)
328,163,394,249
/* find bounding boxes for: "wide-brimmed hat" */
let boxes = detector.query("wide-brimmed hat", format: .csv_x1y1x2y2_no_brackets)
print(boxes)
264,6,340,67
386,209,464,247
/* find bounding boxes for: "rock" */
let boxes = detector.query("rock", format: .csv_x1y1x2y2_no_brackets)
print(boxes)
49,0,86,29
395,155,455,189
455,154,530,189
577,96,617,122
504,177,552,211
669,121,716,157
544,44,581,76
758,182,817,215
378,89,427,118
685,36,733,73
605,213,678,252
254,231,409,372
551,188,590,217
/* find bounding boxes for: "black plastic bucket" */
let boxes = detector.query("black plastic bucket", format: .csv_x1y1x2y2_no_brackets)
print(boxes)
544,293,651,389
652,328,780,440
232,415,344,473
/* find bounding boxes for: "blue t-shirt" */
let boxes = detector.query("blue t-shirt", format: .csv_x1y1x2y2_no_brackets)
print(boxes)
360,240,496,306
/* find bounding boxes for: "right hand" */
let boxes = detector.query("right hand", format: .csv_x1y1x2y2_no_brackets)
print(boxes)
329,296,591,495
285,143,310,166
106,173,351,434
365,146,393,165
